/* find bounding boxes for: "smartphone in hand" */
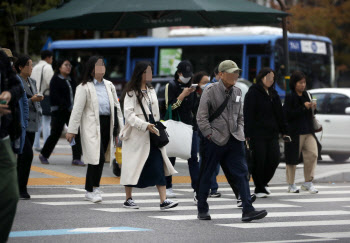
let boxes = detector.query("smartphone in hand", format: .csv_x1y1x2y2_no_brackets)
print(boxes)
70,138,76,146
190,84,198,89
283,136,292,143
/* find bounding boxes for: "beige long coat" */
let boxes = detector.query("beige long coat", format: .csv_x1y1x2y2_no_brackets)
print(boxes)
67,79,124,165
119,88,177,185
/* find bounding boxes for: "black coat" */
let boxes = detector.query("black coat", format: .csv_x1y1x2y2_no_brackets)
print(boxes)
283,91,322,165
50,74,77,112
167,79,196,126
244,84,287,139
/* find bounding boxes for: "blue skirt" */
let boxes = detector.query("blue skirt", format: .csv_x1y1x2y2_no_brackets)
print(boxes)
128,143,166,188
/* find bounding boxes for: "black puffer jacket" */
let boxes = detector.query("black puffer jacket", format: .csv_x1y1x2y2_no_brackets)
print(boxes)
244,84,287,139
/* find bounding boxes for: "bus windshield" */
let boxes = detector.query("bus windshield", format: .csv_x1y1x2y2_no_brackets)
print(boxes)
275,39,333,90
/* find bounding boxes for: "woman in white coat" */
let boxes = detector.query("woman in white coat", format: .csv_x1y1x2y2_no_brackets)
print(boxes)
66,56,123,203
119,62,178,210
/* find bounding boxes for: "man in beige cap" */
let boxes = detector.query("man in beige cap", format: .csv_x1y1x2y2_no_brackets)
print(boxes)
196,60,268,222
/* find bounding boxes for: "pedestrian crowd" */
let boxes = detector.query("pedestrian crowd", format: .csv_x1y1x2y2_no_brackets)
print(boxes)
0,46,321,242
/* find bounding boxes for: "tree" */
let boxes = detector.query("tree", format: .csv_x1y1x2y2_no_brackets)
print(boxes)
0,0,60,55
286,0,350,66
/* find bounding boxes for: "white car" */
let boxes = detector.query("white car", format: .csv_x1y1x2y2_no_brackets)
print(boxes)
309,88,350,162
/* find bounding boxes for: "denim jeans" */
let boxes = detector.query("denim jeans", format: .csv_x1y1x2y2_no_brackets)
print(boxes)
34,115,51,149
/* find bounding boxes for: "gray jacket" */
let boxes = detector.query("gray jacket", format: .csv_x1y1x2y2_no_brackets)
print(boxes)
196,80,245,146
22,77,42,132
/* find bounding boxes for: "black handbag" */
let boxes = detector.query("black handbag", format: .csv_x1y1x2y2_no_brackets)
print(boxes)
136,94,169,148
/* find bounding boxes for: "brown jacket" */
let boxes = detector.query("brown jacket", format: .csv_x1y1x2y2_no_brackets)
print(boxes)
196,80,245,146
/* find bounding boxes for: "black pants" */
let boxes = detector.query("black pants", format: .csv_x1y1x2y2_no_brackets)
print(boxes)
251,138,280,193
198,131,239,198
41,109,82,160
85,116,110,192
17,131,35,194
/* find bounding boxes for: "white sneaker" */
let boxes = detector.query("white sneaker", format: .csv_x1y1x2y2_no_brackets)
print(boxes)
85,191,102,203
93,187,103,201
287,184,299,193
255,192,268,198
265,186,271,194
166,188,176,198
301,182,318,194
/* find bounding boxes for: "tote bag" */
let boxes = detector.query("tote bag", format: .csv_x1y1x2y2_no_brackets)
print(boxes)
162,98,193,159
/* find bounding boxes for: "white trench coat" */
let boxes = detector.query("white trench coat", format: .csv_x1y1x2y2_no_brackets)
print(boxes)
67,79,124,165
119,88,177,185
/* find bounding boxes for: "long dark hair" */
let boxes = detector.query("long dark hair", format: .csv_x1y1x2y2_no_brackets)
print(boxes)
256,67,276,93
289,71,306,92
54,59,70,74
81,56,104,85
120,61,153,107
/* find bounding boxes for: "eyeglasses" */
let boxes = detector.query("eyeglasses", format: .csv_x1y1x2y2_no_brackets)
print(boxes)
64,64,72,68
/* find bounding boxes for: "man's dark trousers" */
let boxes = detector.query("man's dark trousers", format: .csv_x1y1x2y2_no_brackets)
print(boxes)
0,137,19,242
197,136,254,214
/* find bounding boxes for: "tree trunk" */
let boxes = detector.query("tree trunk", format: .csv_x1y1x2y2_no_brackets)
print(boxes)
23,26,29,55
13,26,21,54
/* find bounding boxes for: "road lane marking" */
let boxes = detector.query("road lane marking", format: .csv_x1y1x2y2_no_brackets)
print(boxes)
283,197,350,203
150,210,350,221
30,166,79,179
217,219,350,229
33,197,231,206
300,232,350,239
31,192,183,199
9,227,151,237
91,204,299,213
175,186,350,192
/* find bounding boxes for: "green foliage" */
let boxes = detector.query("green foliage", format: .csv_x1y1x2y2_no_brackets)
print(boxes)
288,0,350,66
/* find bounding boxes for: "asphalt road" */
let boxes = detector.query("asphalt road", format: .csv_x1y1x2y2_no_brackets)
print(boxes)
9,183,350,243
7,138,350,242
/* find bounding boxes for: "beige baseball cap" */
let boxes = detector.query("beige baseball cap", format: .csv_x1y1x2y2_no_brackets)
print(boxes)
1,48,13,58
218,60,241,73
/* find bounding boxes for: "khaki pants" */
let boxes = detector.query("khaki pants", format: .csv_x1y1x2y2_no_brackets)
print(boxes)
286,134,318,184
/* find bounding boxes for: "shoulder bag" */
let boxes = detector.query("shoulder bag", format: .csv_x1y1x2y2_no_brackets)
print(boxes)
39,65,51,116
306,91,322,133
136,94,169,148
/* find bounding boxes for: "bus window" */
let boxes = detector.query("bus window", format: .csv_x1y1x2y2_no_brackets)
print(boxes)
179,45,243,74
275,39,332,90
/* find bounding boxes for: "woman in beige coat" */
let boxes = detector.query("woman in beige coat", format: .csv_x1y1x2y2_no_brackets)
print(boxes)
119,62,178,210
66,56,123,203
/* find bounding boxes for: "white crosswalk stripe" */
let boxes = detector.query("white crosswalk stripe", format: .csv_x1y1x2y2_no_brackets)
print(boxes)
29,184,350,242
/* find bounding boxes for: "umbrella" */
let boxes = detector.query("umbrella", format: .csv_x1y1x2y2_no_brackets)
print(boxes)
16,0,288,30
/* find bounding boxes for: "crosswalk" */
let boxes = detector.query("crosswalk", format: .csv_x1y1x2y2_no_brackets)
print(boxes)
27,184,350,242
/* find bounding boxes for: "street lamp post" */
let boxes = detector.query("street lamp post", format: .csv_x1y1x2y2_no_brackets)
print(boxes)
276,0,290,92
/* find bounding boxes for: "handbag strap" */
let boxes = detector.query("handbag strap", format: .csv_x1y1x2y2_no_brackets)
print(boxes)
38,64,46,93
136,93,149,122
306,91,315,116
209,89,233,123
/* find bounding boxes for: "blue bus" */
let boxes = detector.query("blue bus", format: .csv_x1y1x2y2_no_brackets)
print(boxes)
51,27,334,97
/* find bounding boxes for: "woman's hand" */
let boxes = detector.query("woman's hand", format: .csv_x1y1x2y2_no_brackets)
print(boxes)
31,94,44,102
178,87,196,100
147,124,157,134
66,133,75,143
304,102,312,109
